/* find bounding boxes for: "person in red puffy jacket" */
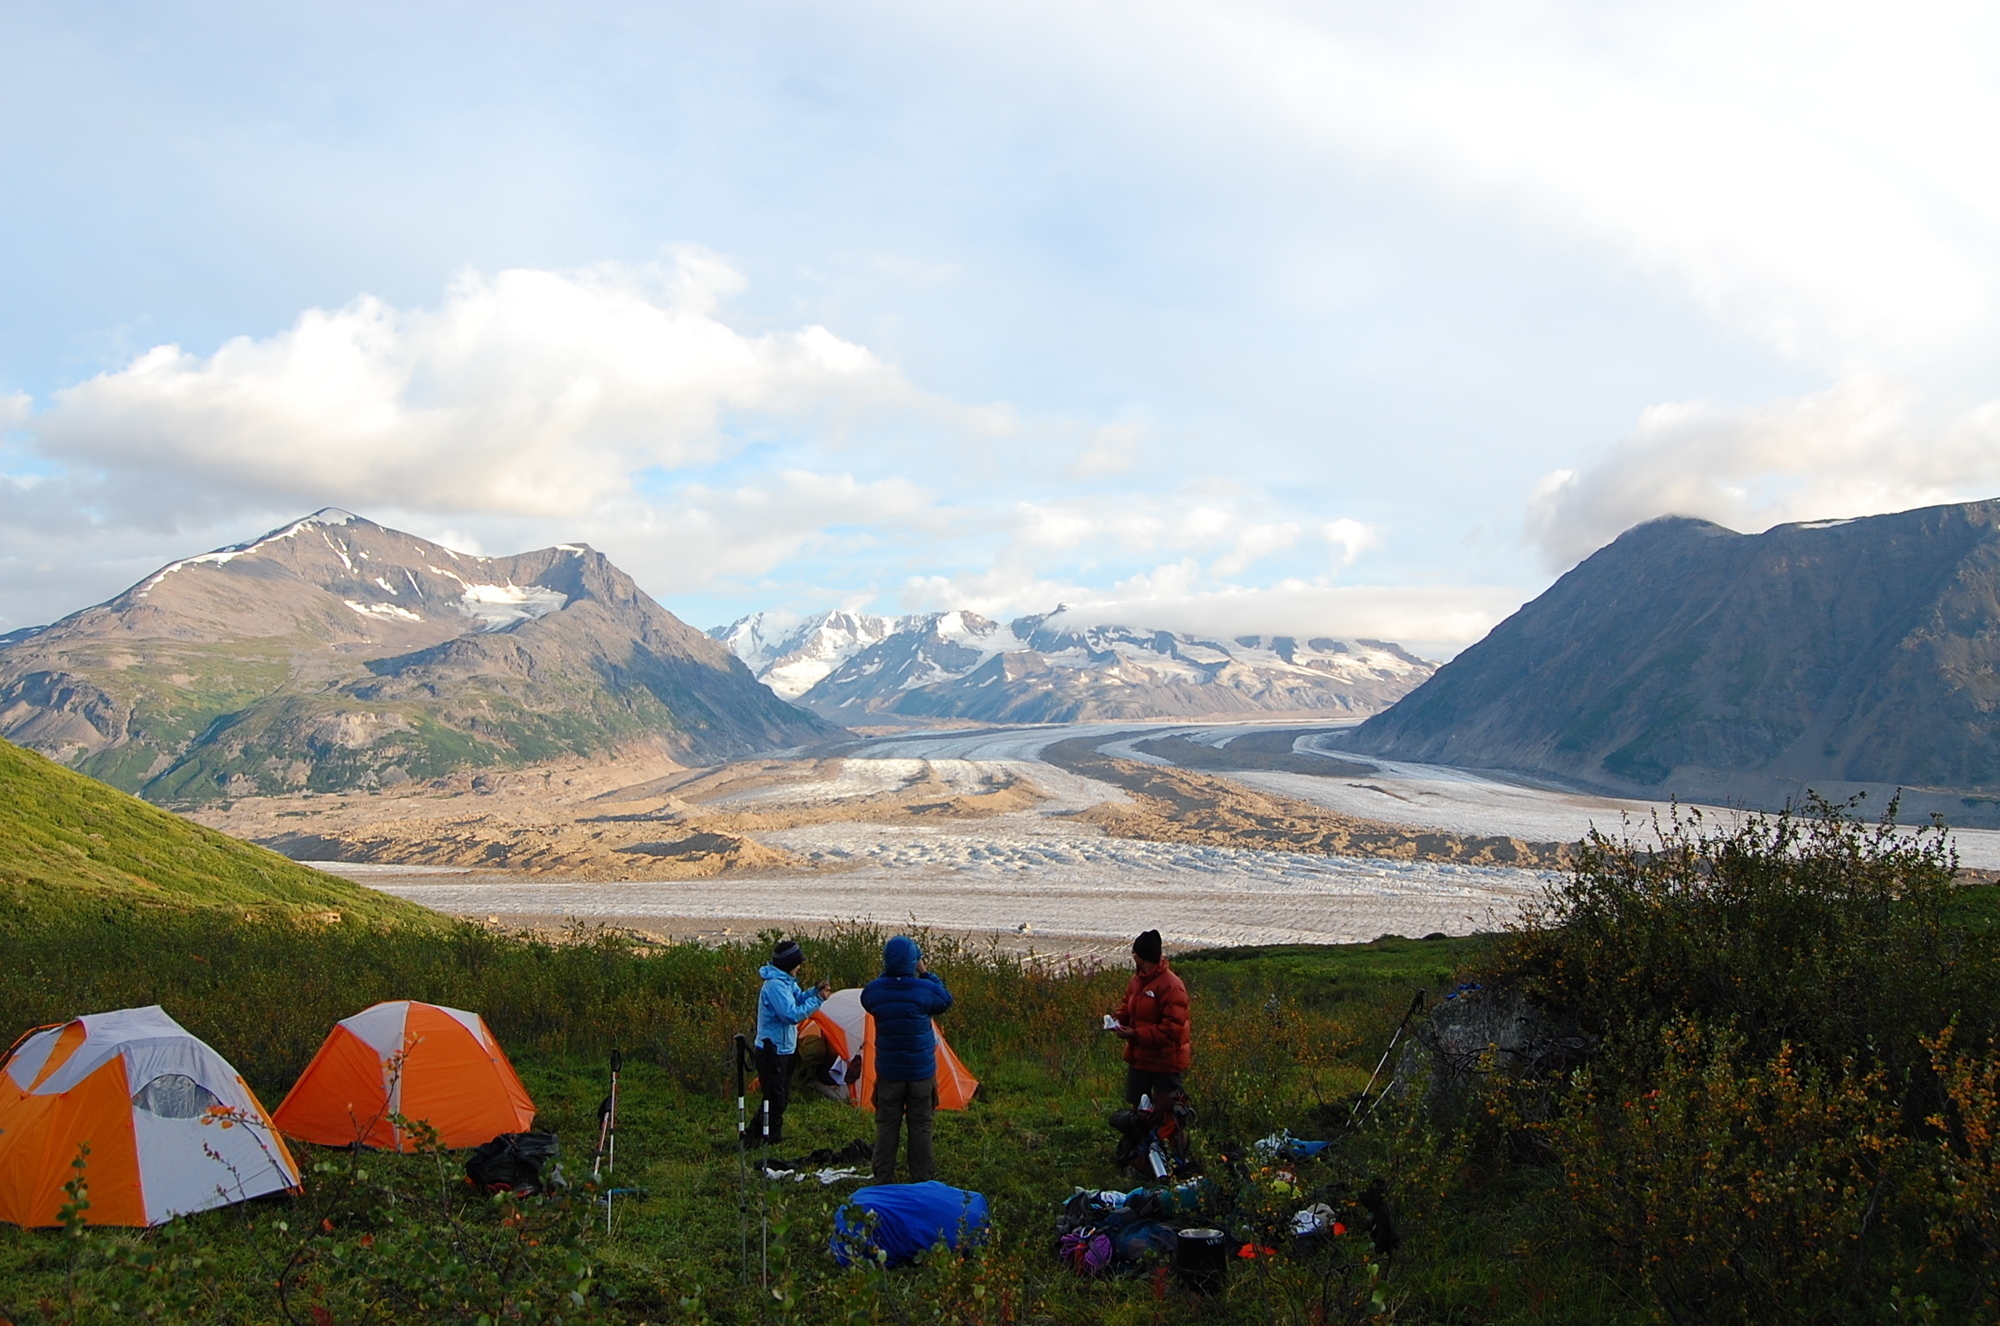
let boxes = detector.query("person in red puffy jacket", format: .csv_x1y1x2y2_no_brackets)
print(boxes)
1107,929,1190,1105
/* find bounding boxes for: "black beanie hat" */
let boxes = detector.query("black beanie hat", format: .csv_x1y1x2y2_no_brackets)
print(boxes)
772,940,804,971
1133,930,1163,963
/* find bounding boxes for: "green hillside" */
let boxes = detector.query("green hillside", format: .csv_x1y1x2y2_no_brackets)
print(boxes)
0,737,434,925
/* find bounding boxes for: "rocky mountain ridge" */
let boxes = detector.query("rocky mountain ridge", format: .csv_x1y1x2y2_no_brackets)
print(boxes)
0,511,830,801
715,606,1435,725
1342,499,2000,821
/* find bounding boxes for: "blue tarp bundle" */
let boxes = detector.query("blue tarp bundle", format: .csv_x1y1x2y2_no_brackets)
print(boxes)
831,1182,991,1267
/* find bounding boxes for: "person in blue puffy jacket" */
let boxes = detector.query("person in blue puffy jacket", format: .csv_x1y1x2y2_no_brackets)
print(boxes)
754,939,828,1145
860,935,954,1182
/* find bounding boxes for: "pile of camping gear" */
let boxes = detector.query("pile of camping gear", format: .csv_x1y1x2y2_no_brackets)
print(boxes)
1054,1127,1403,1292
1048,991,1429,1294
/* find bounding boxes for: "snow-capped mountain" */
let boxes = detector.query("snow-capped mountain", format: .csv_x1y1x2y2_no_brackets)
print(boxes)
0,511,830,801
715,606,1435,725
710,610,919,699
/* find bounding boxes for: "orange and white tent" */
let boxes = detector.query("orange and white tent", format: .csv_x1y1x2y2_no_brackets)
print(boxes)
273,1001,535,1151
0,1005,301,1227
803,988,978,1111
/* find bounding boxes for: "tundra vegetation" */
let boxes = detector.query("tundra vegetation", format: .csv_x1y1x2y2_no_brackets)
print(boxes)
2,736,1998,1322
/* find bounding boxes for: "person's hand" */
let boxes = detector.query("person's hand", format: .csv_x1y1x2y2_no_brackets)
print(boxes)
816,981,831,998
1113,1027,1138,1042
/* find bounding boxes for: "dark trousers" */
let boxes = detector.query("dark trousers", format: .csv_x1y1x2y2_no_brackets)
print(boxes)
755,1040,795,1144
1125,1067,1184,1108
872,1075,937,1183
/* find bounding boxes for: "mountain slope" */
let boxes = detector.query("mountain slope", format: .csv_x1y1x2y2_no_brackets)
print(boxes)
0,737,432,923
0,511,831,801
1343,499,2000,807
725,608,1435,724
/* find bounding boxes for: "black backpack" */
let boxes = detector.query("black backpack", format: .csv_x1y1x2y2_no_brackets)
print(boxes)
1108,1089,1197,1179
465,1131,560,1193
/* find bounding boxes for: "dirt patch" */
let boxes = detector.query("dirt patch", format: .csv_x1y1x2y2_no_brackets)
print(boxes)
196,750,1044,878
260,815,802,879
1043,737,1571,869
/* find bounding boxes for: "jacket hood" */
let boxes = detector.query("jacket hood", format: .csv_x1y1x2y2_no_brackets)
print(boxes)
883,935,920,977
758,964,794,981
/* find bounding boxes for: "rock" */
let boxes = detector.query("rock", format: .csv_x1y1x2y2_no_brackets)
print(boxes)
1395,986,1596,1118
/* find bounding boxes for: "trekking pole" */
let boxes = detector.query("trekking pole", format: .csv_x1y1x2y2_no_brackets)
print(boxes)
594,1048,622,1236
733,1034,749,1285
760,1090,771,1289
1349,990,1426,1128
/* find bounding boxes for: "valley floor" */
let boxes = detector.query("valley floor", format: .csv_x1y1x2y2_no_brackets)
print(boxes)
192,720,2000,949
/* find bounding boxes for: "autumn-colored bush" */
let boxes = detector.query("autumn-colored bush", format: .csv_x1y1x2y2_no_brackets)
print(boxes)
1553,1020,1911,1323
1492,796,1985,1081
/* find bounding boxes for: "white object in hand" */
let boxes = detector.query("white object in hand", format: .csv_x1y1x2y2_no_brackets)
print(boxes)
1103,1014,1120,1030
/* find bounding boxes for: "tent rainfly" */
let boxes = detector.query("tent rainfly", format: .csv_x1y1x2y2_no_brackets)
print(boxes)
0,1005,301,1227
273,1001,536,1151
802,988,979,1110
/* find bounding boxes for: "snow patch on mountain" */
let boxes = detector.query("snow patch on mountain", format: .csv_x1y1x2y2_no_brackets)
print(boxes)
458,584,568,630
345,600,424,622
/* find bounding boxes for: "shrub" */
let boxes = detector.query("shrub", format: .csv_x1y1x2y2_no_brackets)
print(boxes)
1553,1020,1910,1324
1491,795,1983,1084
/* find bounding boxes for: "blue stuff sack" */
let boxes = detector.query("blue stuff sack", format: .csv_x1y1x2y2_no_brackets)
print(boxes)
831,1182,991,1268
1112,1219,1180,1266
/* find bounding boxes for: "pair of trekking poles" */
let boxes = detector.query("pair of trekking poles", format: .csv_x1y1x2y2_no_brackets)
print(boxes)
733,1033,776,1288
592,1048,649,1235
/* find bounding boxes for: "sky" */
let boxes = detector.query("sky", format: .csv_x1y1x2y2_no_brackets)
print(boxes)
6,1,2000,657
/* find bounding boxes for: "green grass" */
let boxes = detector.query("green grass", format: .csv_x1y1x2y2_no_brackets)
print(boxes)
4,779,1997,1323
0,737,434,926
0,903,1548,1325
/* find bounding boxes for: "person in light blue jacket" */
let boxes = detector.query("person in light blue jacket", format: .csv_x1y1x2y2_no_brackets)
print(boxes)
753,939,828,1145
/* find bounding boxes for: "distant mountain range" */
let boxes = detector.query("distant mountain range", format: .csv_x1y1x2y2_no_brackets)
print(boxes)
0,511,829,802
1342,499,2000,821
714,608,1435,725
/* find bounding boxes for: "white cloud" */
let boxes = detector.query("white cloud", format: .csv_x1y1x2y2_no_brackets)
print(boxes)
24,254,962,518
1320,518,1383,567
1043,580,1525,659
1524,377,2000,569
1059,0,2000,370
1067,422,1145,478
611,470,941,594
1210,520,1299,576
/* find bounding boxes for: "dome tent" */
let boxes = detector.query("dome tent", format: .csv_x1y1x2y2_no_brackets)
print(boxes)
0,1005,300,1227
802,988,979,1111
273,1000,535,1151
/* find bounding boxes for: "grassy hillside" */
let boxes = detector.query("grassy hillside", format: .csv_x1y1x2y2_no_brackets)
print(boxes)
0,737,434,925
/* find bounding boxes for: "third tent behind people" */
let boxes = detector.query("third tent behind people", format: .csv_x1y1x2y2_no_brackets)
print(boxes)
1110,929,1191,1105
860,935,954,1184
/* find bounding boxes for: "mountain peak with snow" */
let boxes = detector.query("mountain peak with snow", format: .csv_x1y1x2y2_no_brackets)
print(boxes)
2,512,829,801
715,606,1435,725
